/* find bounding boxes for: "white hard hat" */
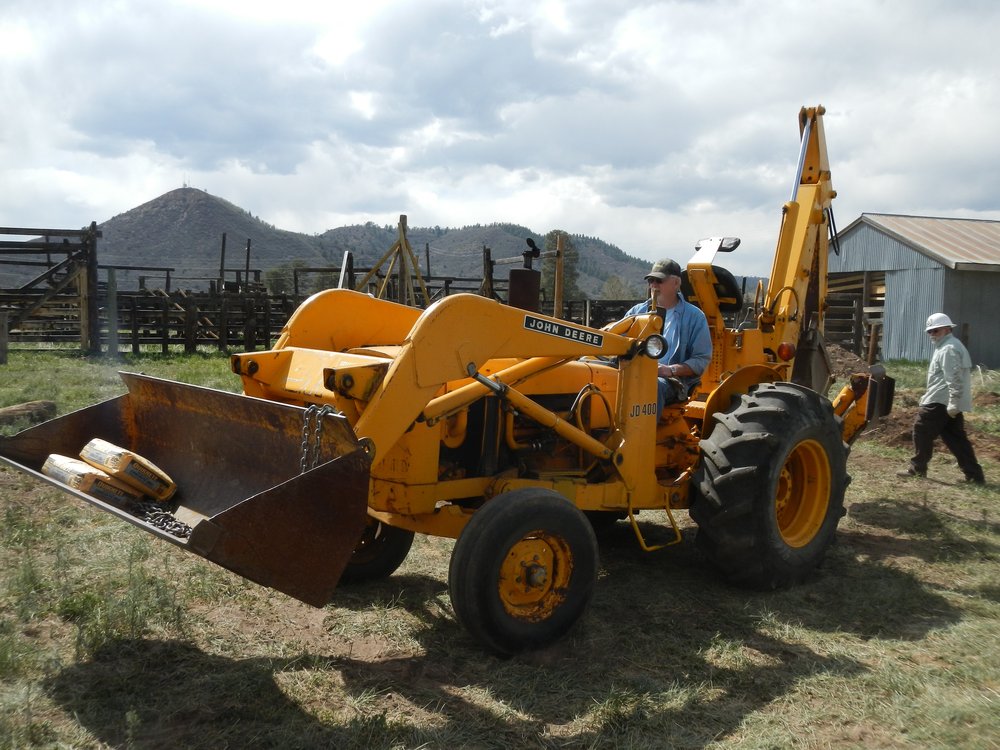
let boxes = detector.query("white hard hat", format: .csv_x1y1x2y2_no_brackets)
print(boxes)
925,312,955,331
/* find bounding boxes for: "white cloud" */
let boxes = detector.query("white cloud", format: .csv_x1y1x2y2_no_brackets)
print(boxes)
1,0,999,276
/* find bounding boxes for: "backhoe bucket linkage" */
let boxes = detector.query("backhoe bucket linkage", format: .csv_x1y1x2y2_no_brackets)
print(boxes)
0,373,371,607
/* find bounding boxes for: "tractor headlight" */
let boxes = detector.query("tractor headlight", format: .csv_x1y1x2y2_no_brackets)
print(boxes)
642,334,667,360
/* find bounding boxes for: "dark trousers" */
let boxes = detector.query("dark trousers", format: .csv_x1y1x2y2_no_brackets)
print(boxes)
656,377,684,413
910,403,984,481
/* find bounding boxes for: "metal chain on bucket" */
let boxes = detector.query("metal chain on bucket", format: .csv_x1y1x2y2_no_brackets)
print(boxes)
300,404,338,473
128,500,193,539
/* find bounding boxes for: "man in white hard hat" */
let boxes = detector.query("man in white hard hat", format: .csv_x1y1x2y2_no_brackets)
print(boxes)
897,313,985,484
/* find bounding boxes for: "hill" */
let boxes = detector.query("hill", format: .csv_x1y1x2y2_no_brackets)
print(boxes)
3,188,766,300
93,188,651,297
96,188,330,291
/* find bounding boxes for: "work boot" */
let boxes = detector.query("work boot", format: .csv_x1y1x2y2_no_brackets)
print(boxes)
963,474,986,485
895,466,925,479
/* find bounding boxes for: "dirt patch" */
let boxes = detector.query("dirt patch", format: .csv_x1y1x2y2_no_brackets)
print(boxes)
974,391,1000,408
860,408,914,449
828,344,871,380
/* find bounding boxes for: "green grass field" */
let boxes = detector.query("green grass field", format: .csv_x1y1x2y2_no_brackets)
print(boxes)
1,351,997,748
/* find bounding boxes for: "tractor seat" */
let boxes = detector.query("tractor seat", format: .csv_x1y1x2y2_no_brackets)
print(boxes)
681,266,743,314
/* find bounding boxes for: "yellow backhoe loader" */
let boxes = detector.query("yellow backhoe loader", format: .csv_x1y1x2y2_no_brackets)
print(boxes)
0,106,892,655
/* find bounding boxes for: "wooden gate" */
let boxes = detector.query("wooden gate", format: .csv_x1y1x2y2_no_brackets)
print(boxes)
0,223,102,353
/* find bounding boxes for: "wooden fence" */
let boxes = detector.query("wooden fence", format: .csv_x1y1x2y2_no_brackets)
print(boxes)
1,224,884,360
3,286,294,354
0,223,102,352
2,278,883,360
826,271,886,362
1,285,643,355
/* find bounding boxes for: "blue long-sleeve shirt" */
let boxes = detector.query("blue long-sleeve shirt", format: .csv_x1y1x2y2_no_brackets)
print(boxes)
623,294,712,393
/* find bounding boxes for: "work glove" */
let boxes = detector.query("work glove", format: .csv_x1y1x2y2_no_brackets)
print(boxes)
947,404,960,418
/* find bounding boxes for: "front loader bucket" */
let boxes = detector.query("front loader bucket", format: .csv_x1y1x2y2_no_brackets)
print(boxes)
0,372,371,607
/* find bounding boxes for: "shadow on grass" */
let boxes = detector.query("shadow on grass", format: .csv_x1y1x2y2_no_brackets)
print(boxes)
594,515,965,636
321,525,879,747
849,497,1000,540
46,639,389,750
46,514,968,749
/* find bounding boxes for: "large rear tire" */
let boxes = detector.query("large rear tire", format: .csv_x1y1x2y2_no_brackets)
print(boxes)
448,488,598,655
338,517,415,585
690,382,847,589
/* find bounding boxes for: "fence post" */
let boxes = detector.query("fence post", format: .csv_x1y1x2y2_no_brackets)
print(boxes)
219,297,229,351
243,298,257,351
130,297,140,355
84,221,101,354
553,234,564,320
852,297,864,355
184,297,197,353
106,268,119,358
263,297,272,348
866,321,882,365
160,297,170,354
0,312,7,365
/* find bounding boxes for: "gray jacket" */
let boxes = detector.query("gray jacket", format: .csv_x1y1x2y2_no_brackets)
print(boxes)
919,332,973,413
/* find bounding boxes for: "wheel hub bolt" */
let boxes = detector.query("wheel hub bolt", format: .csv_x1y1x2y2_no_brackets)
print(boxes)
523,563,547,587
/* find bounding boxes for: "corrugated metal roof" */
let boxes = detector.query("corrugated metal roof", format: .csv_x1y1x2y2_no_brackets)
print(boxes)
838,214,1000,271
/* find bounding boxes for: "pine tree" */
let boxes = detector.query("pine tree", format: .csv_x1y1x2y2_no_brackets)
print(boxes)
600,274,640,300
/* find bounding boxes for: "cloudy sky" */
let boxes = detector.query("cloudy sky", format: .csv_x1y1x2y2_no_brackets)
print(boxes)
3,0,999,275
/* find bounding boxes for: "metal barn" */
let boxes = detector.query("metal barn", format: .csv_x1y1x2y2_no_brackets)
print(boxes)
829,214,1000,368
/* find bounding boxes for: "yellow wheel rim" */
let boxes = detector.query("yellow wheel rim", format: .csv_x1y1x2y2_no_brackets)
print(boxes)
774,439,831,548
497,532,573,621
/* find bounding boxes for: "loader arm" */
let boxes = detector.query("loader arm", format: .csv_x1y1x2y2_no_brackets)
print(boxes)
354,293,647,461
236,291,665,468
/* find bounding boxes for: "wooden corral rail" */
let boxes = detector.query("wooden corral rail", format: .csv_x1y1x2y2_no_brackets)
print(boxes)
292,249,510,304
3,266,888,364
111,290,299,354
827,271,885,361
113,290,292,354
0,223,102,352
293,266,507,303
2,287,294,355
542,299,637,328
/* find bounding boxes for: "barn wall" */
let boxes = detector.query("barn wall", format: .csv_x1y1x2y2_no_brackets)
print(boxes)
830,222,1000,366
833,223,944,361
882,268,944,361
944,269,1000,368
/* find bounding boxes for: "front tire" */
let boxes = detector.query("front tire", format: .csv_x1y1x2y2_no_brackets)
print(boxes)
338,517,415,585
690,382,848,589
448,488,598,655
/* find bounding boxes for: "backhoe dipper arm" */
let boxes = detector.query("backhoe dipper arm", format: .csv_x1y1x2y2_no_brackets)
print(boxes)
760,105,835,349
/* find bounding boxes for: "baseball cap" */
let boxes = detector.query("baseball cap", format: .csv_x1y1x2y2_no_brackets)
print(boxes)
645,259,682,280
